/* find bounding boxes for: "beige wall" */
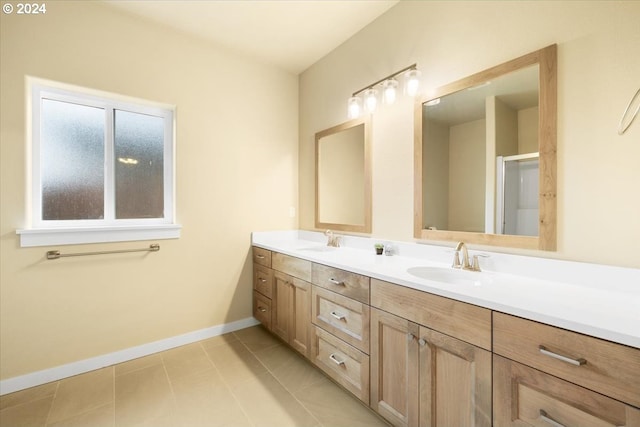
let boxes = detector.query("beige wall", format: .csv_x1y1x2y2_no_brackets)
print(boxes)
299,1,640,268
0,2,298,380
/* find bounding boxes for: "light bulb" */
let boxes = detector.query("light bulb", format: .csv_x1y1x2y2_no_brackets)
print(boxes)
347,96,362,119
382,79,398,104
405,69,422,97
363,88,378,113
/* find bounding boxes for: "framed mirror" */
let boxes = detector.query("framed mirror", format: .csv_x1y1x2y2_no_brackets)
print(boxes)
315,116,372,233
414,45,556,250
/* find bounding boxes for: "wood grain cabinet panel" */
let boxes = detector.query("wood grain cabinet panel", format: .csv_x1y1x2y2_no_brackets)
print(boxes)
370,308,420,427
311,285,370,354
253,247,271,267
253,265,274,298
311,326,370,404
272,252,311,282
418,326,491,427
272,271,311,358
371,279,491,350
253,291,272,330
494,312,640,407
311,263,370,304
494,355,640,427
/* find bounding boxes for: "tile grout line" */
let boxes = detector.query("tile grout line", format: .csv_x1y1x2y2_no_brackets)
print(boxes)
234,331,324,427
198,337,257,427
42,380,60,427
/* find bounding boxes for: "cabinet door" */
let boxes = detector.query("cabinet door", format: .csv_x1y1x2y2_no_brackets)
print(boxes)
370,308,419,427
418,326,491,427
494,355,640,427
272,271,291,343
290,277,311,358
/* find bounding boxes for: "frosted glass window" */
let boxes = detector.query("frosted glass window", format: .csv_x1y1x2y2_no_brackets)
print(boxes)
25,81,176,247
114,110,164,219
40,99,105,220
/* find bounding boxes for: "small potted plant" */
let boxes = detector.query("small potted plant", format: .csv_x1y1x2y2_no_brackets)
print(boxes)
374,243,384,255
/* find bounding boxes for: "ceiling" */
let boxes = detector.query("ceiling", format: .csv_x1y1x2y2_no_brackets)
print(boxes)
103,0,399,74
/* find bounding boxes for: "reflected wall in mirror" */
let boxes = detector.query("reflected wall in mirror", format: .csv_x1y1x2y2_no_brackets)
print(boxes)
315,116,372,233
415,45,556,250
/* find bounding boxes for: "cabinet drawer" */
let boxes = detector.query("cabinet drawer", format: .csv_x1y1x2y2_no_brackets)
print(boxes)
253,265,274,298
494,355,640,427
494,312,640,407
311,326,369,404
253,247,272,268
371,279,491,350
312,286,370,354
311,263,370,304
272,252,311,281
253,291,272,330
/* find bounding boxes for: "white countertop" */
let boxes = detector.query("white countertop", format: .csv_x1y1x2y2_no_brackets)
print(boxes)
252,230,640,349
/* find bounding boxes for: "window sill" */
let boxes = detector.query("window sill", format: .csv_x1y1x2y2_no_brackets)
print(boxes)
16,224,181,247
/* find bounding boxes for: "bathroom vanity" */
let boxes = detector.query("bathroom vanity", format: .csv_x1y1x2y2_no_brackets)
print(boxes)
252,230,640,427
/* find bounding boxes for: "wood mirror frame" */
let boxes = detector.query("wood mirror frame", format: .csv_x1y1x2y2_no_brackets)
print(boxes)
414,45,557,250
315,116,372,233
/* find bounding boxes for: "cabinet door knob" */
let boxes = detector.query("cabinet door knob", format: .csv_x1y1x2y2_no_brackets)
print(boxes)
330,311,346,321
418,338,427,347
329,353,345,366
539,410,566,427
407,333,416,342
539,345,586,366
328,278,345,286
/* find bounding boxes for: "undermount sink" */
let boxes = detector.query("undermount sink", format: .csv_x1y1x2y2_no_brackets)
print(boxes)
406,266,492,286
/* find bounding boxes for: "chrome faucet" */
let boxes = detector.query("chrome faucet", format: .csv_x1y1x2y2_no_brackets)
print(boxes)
325,230,342,247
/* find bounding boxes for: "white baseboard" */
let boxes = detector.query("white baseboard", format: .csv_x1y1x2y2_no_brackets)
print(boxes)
0,317,260,396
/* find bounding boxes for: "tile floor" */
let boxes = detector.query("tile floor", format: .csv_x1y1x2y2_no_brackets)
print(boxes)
0,326,390,427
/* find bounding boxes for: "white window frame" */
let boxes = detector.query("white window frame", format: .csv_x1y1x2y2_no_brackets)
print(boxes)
17,77,181,247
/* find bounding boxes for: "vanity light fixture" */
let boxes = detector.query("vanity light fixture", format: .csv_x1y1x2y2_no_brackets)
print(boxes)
347,63,421,118
382,78,399,104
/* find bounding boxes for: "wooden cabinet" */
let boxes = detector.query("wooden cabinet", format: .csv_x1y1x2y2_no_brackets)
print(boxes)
252,247,273,330
311,285,370,353
494,355,640,427
370,279,492,427
311,326,370,403
272,271,311,358
418,325,491,427
310,263,372,403
370,308,419,427
494,312,640,408
494,312,640,426
254,246,638,427
370,307,492,427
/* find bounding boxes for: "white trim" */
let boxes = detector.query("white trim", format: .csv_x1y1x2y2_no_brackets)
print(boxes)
0,317,260,395
16,224,182,247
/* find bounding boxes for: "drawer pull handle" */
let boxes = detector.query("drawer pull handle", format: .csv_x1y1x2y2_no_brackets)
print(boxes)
256,255,265,259
540,410,566,427
539,345,586,366
257,307,267,313
330,311,346,321
329,278,345,286
329,353,345,366
259,278,267,283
